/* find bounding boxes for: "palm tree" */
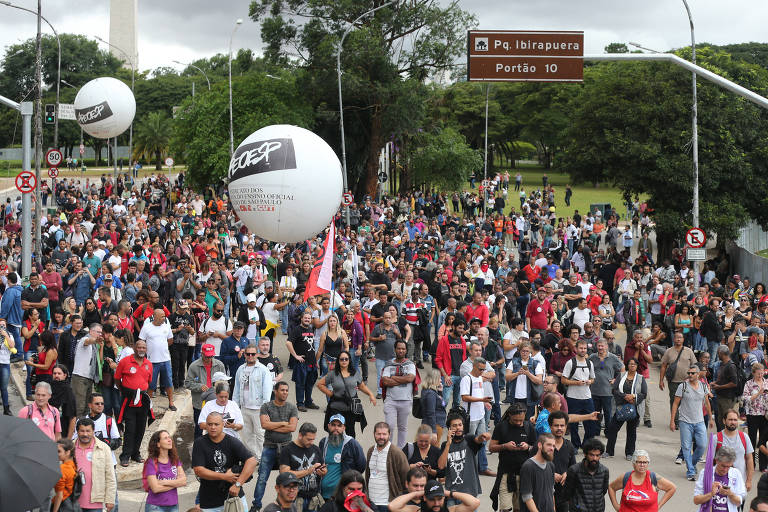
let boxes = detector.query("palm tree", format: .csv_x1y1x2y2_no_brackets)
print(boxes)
132,111,172,170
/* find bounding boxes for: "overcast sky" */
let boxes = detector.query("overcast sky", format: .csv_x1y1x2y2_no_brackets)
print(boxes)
0,0,765,73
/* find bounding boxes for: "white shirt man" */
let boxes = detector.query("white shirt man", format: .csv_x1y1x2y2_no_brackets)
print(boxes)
139,311,173,364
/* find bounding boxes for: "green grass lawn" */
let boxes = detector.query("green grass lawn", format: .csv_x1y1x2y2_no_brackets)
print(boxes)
757,248,768,259
461,163,636,222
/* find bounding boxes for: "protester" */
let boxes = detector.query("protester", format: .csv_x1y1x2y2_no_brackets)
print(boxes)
318,414,367,501
19,381,62,440
564,438,610,512
73,417,117,512
232,342,273,459
607,449,676,512
519,433,557,512
605,358,647,460
114,338,153,466
185,343,226,438
366,421,409,512
279,422,327,512
143,429,187,512
52,439,78,512
693,446,747,512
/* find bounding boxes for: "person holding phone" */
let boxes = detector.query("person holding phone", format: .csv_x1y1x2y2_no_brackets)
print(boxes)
280,422,327,511
198,380,244,439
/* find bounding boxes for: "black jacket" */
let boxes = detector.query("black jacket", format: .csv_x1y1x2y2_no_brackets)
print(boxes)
564,460,610,512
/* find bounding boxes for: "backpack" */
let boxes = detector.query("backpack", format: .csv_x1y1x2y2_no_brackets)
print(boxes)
622,470,657,489
714,430,747,458
142,458,159,492
566,357,593,384
411,396,423,419
728,360,748,396
26,404,59,426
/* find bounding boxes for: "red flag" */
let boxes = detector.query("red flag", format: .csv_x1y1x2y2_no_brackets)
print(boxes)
304,221,335,300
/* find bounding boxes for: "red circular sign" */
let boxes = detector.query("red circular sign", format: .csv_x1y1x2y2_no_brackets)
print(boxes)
48,167,59,178
342,192,354,206
45,149,62,167
15,171,36,194
685,228,706,248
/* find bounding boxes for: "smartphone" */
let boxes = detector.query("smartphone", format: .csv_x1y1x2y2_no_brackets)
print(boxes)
596,412,604,422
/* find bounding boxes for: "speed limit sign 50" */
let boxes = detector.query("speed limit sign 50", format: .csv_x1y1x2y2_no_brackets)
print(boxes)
45,149,63,167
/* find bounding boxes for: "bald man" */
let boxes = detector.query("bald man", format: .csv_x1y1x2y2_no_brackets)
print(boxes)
139,308,176,410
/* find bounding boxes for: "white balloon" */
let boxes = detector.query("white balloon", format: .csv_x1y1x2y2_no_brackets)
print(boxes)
228,125,343,243
74,77,136,139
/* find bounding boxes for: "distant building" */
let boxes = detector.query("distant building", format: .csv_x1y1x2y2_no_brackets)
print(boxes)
109,0,138,70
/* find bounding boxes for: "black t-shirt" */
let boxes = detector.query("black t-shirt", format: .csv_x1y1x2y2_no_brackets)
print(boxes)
717,361,740,399
446,335,465,375
371,301,391,322
491,419,537,474
257,354,283,382
169,312,195,345
288,324,316,365
440,437,482,495
21,285,48,317
264,503,298,512
563,285,583,309
552,438,577,499
191,434,253,509
404,443,444,478
279,442,323,499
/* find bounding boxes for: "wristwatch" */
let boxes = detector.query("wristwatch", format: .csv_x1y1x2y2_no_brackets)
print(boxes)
235,482,242,488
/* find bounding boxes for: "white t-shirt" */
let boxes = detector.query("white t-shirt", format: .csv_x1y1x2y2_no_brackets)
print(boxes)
72,336,94,378
507,357,544,400
199,399,244,439
460,373,488,421
139,321,173,363
108,254,122,278
200,316,233,356
368,443,391,506
503,329,526,360
262,302,280,325
245,306,260,340
562,357,595,400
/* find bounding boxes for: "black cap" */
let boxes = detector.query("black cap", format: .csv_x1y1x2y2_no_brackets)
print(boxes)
275,472,300,487
424,480,445,499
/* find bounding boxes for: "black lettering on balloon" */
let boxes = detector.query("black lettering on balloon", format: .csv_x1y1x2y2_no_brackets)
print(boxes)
75,101,113,125
228,138,297,181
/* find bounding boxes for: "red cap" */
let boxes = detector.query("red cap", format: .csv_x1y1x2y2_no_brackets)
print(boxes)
201,344,215,357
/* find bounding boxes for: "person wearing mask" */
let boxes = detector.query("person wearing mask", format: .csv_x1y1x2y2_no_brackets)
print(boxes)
192,412,257,511
489,402,537,512
287,310,320,412
252,381,300,512
365,422,409,512
564,438,610,512
670,364,715,481
139,309,176,411
279,422,328,512
605,358,647,460
588,339,624,435
73,418,117,511
185,343,226,439
693,445,747,512
114,339,153,467
317,415,367,502
233,342,272,460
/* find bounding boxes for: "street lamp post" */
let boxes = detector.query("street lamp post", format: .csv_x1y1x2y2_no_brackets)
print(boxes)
173,60,211,95
336,1,395,226
228,19,243,156
95,35,134,180
682,0,699,229
61,79,84,162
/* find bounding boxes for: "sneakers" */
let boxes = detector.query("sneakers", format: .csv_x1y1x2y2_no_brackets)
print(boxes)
168,405,177,412
306,403,319,410
687,475,696,481
644,420,652,428
297,406,308,412
626,455,632,461
675,456,683,465
602,453,613,458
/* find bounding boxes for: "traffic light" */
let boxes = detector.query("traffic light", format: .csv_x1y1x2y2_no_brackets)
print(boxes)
44,104,55,124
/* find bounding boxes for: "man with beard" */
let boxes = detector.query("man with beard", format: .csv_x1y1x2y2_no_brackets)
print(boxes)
381,340,417,448
256,336,284,386
73,418,116,511
489,402,537,512
279,422,327,512
717,409,755,493
388,479,480,512
548,411,577,512
185,343,227,438
318,414,367,501
232,343,272,461
564,438,609,512
366,422,409,512
519,433,556,512
287,311,319,412
437,411,491,500
114,339,153,466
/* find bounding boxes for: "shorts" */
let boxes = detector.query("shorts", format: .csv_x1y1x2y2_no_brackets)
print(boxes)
151,360,173,390
498,473,520,512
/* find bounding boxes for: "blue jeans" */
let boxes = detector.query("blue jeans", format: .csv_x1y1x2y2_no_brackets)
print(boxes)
566,397,598,448
102,386,121,418
6,325,21,361
150,360,173,390
145,504,178,512
592,395,614,432
24,349,36,397
236,286,247,306
680,420,707,478
252,445,279,509
0,363,9,407
490,373,502,423
319,354,336,377
280,306,290,334
292,362,317,407
468,418,489,471
441,374,463,409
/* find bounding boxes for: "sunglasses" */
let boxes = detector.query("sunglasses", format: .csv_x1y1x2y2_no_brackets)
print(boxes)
338,357,350,362
245,353,258,356
214,310,224,313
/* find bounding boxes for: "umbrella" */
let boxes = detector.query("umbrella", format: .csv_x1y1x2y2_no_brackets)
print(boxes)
0,415,62,511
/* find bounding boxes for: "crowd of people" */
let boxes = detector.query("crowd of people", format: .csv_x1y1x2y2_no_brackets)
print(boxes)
3,170,768,512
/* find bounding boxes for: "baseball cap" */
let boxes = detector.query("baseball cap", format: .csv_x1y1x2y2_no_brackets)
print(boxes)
246,293,258,303
469,317,482,325
103,273,113,280
424,480,445,499
233,321,246,329
329,414,346,425
177,299,188,308
201,344,216,357
276,472,300,487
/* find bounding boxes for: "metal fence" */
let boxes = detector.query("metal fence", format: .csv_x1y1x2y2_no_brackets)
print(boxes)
735,220,768,254
729,220,768,283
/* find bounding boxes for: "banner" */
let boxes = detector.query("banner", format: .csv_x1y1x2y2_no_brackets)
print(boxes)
304,221,335,300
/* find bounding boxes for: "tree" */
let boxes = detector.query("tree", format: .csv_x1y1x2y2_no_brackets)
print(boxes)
170,71,314,188
133,111,172,169
408,127,482,191
561,46,768,259
604,43,629,54
249,0,477,196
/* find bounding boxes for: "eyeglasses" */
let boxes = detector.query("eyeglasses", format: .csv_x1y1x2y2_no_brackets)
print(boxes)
634,460,649,465
687,372,698,375
338,358,350,362
245,353,258,357
92,402,104,405
214,310,224,314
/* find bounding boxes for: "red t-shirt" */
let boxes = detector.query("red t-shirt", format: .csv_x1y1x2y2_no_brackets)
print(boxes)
114,355,153,391
526,298,553,330
193,243,207,265
523,264,540,283
203,362,212,387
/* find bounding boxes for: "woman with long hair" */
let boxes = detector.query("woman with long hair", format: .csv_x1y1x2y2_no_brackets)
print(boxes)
51,439,78,512
25,330,57,387
318,470,368,512
605,358,647,459
317,349,376,437
549,339,574,378
318,314,349,377
420,369,446,444
742,362,768,472
21,308,44,400
674,303,694,348
82,297,102,325
143,430,186,512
